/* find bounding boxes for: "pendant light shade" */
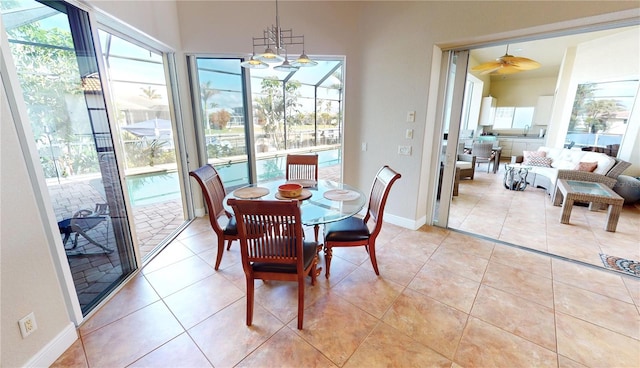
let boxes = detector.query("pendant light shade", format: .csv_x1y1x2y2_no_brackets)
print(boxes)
240,56,269,69
291,53,318,67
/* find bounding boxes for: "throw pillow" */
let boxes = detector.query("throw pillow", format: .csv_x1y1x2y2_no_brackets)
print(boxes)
525,156,552,167
576,161,598,172
523,150,546,161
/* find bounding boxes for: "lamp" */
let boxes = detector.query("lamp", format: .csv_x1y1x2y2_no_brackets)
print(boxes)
241,0,317,70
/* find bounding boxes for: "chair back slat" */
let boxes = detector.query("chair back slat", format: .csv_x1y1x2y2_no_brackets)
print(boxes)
189,164,228,234
472,142,494,159
229,199,304,267
286,154,318,181
364,166,401,236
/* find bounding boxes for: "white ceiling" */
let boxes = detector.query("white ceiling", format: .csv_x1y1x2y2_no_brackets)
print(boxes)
469,25,638,80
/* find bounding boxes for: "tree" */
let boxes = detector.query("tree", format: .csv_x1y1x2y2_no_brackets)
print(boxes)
253,78,301,149
140,86,161,101
584,99,623,133
200,81,219,129
6,22,93,178
569,83,595,131
208,109,231,130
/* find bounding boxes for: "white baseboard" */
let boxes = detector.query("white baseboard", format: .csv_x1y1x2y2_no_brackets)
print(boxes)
194,206,206,217
384,213,426,230
25,322,77,368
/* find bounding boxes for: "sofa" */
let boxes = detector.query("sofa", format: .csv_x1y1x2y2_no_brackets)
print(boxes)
514,146,631,195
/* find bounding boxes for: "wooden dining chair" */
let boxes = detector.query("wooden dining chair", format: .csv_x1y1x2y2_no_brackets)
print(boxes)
189,164,239,270
323,165,401,278
286,153,320,241
286,154,318,182
228,198,319,330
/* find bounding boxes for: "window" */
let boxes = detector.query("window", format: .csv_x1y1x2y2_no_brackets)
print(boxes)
190,57,344,186
566,80,639,148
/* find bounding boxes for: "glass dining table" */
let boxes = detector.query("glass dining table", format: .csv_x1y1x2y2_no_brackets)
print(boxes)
223,179,366,226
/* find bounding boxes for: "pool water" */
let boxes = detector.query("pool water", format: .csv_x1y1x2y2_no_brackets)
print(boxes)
126,172,181,207
127,149,340,206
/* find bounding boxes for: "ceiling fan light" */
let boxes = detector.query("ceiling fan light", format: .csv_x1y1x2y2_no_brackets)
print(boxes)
291,53,318,67
256,48,285,63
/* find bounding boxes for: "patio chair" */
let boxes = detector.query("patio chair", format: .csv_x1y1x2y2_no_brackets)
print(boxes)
189,164,239,270
58,203,114,255
472,142,495,173
228,198,319,329
323,165,401,278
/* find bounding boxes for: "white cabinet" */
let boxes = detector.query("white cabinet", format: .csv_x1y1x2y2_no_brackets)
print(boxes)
533,95,554,126
497,138,543,158
498,138,513,157
479,96,497,126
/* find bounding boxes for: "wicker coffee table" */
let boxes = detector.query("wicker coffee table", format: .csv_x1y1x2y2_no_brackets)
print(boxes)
553,179,624,232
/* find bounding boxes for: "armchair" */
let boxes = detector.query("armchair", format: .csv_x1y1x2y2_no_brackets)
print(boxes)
456,153,476,180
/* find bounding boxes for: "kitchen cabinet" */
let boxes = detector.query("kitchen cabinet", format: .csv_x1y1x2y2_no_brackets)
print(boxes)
533,95,554,126
497,137,544,159
479,96,497,126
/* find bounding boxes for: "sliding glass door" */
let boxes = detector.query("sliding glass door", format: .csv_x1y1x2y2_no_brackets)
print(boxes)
98,30,186,261
2,0,136,314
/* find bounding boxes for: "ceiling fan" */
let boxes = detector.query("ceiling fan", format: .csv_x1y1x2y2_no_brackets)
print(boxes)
471,45,541,75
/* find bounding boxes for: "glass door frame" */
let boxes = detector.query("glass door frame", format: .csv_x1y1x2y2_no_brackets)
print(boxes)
433,50,469,227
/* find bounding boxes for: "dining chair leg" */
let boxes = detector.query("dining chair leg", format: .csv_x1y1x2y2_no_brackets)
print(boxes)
214,238,225,270
367,242,380,275
246,276,254,326
226,239,233,250
323,245,333,278
297,277,305,330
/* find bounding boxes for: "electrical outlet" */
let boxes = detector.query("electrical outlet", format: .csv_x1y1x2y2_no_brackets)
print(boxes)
19,312,37,338
398,145,412,156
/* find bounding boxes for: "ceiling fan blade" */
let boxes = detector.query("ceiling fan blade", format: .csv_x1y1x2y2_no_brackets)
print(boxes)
471,61,503,72
493,65,523,75
501,56,541,70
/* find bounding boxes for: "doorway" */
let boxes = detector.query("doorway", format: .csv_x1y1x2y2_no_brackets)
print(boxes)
435,23,640,273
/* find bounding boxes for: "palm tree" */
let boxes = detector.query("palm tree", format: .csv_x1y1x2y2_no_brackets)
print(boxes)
200,81,219,129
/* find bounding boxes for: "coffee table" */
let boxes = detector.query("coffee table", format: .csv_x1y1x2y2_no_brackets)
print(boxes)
553,179,624,232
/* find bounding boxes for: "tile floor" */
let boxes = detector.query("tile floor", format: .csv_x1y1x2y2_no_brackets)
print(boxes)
449,163,640,269
52,212,640,367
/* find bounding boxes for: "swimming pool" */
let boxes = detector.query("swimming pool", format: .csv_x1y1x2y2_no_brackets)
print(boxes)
126,171,182,207
127,149,340,206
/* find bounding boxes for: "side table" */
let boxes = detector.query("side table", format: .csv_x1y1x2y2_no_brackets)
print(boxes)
503,164,532,191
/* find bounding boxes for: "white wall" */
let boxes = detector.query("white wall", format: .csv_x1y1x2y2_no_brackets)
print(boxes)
488,76,557,135
1,69,76,367
3,1,639,365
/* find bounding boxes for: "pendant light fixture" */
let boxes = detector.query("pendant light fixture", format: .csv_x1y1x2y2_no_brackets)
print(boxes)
240,0,317,70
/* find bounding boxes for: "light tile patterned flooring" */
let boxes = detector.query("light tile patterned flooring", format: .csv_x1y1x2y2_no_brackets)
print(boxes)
449,164,640,269
53,212,640,367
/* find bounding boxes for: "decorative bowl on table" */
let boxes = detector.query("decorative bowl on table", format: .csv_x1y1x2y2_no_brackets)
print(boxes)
278,183,303,198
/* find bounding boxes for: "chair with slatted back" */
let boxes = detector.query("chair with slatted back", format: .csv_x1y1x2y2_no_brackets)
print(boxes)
472,142,495,173
286,154,318,183
189,164,239,270
323,165,401,278
286,154,320,240
228,198,319,329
